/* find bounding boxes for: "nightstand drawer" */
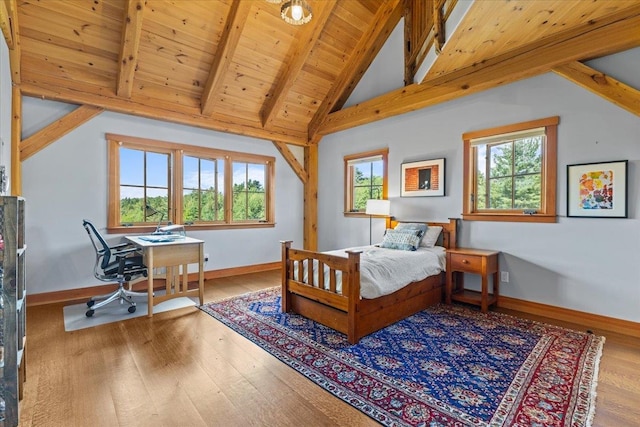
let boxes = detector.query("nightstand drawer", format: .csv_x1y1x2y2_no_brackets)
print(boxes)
449,253,483,273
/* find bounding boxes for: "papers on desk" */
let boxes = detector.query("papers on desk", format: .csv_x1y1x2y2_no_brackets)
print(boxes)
138,234,186,243
158,224,186,234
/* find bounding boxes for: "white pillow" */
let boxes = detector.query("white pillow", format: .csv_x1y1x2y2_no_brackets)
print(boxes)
420,226,442,247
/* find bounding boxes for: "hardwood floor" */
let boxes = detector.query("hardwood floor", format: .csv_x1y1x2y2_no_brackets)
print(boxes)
20,270,640,426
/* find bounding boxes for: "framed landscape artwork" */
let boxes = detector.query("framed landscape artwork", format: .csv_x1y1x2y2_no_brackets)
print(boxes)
401,158,445,197
566,160,628,218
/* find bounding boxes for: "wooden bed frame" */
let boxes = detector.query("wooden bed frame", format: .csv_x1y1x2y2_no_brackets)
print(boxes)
281,218,458,344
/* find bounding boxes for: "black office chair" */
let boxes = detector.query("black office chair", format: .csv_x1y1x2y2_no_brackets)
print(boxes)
82,219,148,317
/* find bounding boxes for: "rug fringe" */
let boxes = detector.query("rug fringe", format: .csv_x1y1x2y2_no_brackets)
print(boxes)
586,336,606,427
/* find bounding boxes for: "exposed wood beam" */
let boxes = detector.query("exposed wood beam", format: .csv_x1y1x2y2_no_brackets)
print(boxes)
201,0,252,116
260,0,337,128
433,0,445,54
19,82,309,146
2,0,20,84
307,0,403,140
8,36,19,84
20,105,104,161
403,0,414,86
272,141,307,184
11,86,21,196
0,0,14,48
552,61,640,117
406,0,457,85
308,133,322,146
303,144,318,251
318,8,640,135
116,0,145,98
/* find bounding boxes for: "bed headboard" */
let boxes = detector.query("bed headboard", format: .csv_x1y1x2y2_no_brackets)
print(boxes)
387,218,458,249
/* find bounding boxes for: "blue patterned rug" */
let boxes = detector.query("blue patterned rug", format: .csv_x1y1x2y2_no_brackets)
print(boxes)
200,287,604,426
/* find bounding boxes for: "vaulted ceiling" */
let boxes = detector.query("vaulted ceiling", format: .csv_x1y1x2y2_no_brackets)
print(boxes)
2,0,640,151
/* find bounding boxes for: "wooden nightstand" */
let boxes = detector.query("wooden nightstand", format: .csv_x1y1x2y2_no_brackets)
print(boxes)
446,248,500,313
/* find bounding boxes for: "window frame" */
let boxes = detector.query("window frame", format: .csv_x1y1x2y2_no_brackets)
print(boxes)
181,153,226,223
231,160,271,223
106,133,275,233
343,148,389,217
462,117,558,223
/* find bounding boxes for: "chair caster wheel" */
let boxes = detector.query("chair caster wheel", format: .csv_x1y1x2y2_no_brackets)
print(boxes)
87,300,95,308
86,309,95,317
128,306,136,314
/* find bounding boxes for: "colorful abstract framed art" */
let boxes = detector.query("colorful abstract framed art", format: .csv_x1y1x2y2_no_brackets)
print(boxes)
566,160,628,218
401,158,445,197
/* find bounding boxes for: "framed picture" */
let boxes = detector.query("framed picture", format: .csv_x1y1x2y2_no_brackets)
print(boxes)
566,160,628,218
401,158,445,197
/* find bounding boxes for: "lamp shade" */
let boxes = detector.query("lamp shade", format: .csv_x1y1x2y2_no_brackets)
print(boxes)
365,199,390,216
281,0,312,25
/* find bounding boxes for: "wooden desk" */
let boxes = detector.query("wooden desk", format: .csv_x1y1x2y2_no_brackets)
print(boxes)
125,236,204,317
446,248,500,313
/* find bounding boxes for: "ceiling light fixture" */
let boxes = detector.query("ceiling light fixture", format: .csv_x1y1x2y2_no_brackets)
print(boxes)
280,0,312,25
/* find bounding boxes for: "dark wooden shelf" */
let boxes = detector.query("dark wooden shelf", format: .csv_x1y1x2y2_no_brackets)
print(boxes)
0,196,27,426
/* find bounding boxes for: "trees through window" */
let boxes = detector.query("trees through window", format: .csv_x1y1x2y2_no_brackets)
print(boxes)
183,155,225,223
344,149,388,214
475,133,543,210
107,134,275,232
462,117,558,223
232,162,267,221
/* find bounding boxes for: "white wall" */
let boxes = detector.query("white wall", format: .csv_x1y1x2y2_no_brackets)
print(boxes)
18,99,304,294
344,19,404,107
318,48,640,323
0,36,11,191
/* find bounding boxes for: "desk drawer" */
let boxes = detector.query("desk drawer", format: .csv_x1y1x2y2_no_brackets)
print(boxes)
449,253,483,273
146,244,201,266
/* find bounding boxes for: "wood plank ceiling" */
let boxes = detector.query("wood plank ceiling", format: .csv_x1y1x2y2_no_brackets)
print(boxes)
2,0,640,150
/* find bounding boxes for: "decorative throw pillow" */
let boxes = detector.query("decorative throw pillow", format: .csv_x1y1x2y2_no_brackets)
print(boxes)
420,226,443,247
394,222,427,245
380,229,421,251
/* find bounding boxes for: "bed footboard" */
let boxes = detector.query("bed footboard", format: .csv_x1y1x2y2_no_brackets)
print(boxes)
280,241,361,340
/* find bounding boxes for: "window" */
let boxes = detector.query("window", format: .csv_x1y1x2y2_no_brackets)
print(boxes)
232,161,267,221
462,117,558,223
183,155,225,223
119,147,171,224
344,148,388,215
107,134,275,232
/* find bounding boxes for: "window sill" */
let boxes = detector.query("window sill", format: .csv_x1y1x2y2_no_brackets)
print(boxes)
344,211,367,218
107,222,275,234
343,212,390,219
462,213,557,223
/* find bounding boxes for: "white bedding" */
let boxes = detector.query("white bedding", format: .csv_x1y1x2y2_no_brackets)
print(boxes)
294,246,446,299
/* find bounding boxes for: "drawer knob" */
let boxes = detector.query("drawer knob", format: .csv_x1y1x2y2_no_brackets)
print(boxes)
462,259,469,264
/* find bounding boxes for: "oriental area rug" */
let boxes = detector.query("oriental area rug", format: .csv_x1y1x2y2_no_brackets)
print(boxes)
200,287,604,427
